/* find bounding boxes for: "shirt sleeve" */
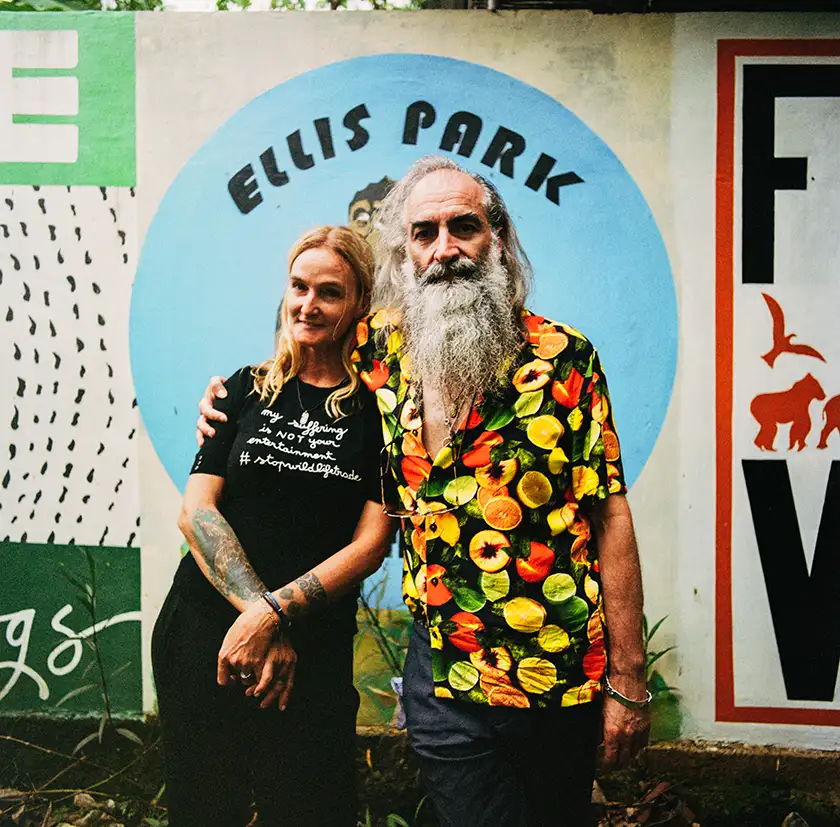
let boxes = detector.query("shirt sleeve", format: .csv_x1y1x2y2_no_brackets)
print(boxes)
189,366,251,479
570,347,627,508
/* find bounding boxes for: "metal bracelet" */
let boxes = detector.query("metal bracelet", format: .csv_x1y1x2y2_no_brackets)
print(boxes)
604,675,652,709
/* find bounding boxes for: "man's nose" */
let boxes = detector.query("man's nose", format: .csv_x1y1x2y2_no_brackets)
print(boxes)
432,228,459,263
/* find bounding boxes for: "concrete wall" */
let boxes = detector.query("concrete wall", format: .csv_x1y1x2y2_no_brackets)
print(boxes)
1,10,839,750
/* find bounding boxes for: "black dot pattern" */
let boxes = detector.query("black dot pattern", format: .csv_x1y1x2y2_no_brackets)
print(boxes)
1,186,140,546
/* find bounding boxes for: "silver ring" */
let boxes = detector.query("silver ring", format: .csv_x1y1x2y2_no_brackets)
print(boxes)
239,671,253,681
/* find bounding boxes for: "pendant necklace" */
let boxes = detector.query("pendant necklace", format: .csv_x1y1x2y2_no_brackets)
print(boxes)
295,377,324,426
294,374,348,424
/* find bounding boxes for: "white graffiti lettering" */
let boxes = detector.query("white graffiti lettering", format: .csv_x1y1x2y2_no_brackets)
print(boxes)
0,605,141,705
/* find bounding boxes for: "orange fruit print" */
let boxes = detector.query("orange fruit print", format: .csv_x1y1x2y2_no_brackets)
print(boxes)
482,496,523,531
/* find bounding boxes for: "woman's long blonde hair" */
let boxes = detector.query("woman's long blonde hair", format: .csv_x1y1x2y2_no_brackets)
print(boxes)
252,225,374,419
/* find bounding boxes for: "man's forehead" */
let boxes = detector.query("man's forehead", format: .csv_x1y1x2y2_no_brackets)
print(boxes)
405,169,486,223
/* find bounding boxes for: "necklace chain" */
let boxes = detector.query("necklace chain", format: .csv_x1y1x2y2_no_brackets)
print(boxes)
295,377,325,425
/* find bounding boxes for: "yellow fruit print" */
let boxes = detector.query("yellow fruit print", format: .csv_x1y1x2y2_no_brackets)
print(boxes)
526,415,564,450
561,679,600,707
567,407,584,431
516,471,552,509
584,574,599,604
403,569,419,600
370,307,401,329
435,686,455,700
503,597,546,633
537,624,570,653
607,462,623,493
547,447,569,474
547,503,578,536
386,329,403,355
573,466,600,499
426,511,460,546
516,657,558,694
429,625,443,648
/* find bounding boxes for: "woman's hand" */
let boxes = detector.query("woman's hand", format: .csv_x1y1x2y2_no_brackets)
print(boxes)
248,636,297,711
217,601,277,687
196,375,228,447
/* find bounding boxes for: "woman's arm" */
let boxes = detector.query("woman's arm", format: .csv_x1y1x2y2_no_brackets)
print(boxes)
220,501,395,701
178,473,268,611
272,500,395,620
179,474,294,699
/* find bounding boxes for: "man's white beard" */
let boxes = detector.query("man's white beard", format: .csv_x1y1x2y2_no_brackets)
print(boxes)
399,244,522,410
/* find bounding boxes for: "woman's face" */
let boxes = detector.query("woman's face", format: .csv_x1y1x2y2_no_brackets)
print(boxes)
286,246,359,352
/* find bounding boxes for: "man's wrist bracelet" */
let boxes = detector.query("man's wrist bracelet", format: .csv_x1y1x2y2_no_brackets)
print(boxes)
604,675,652,709
262,591,290,632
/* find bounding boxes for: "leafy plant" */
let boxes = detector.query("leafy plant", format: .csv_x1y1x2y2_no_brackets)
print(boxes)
356,575,412,724
358,796,430,827
643,614,681,741
57,547,143,754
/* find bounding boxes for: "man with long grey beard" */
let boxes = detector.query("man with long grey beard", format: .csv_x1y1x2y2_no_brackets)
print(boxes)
198,156,649,827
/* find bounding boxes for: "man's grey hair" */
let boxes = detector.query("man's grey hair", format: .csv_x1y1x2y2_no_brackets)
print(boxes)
372,156,533,312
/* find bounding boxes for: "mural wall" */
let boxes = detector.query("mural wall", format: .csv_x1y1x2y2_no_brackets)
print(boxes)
0,9,838,748
1,16,141,714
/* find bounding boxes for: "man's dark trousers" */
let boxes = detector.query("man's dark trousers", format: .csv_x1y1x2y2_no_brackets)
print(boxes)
403,623,602,827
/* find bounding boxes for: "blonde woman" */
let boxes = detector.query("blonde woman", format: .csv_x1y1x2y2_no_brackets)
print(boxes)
152,226,394,827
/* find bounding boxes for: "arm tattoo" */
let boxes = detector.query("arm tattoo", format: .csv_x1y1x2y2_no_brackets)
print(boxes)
295,572,327,608
191,508,265,603
277,586,301,618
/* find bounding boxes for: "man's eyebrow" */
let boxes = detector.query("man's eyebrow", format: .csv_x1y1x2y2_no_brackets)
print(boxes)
448,212,483,226
410,213,484,233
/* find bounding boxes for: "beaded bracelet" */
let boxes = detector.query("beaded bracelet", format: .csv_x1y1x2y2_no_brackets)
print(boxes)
604,675,652,709
262,591,290,633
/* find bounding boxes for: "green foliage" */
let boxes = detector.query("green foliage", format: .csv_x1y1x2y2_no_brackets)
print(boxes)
356,577,413,724
358,795,430,827
0,0,99,11
643,613,682,741
59,547,143,754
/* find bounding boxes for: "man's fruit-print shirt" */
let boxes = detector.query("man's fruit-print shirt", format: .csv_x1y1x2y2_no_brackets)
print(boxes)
354,308,626,709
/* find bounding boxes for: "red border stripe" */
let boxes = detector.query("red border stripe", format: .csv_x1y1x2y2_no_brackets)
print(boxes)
716,38,840,727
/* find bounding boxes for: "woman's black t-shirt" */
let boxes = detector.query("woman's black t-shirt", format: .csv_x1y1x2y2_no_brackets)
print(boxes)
172,366,384,639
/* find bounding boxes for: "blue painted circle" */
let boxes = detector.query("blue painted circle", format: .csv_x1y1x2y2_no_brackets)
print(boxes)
131,54,676,493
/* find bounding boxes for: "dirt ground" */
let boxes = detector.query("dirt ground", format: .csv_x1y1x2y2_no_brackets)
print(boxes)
1,718,839,827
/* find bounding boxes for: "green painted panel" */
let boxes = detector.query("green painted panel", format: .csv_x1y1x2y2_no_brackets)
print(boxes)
0,542,142,715
0,13,135,186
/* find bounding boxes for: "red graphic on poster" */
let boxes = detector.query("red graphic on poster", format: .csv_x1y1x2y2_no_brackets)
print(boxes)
760,293,826,368
750,374,826,451
818,396,840,450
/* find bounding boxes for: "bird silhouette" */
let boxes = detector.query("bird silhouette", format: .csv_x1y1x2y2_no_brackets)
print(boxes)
760,293,826,368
